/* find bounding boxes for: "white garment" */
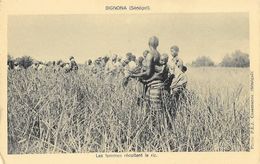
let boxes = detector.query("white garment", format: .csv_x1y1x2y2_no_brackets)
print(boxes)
168,56,181,75
105,61,117,74
124,61,137,76
171,67,187,90
14,65,22,70
168,58,175,74
174,66,182,78
128,61,137,72
38,64,46,71
30,64,39,70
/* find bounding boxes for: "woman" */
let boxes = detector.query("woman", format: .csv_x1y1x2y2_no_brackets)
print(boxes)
170,60,188,100
129,36,168,131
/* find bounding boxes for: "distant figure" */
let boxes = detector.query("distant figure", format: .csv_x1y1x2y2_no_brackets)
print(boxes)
59,61,67,69
69,56,79,72
87,59,92,66
8,59,14,70
134,56,145,106
103,56,110,65
136,56,144,71
38,63,47,71
169,45,180,75
105,54,118,75
170,60,188,100
30,61,40,70
14,61,22,70
123,53,137,77
45,61,56,72
121,53,140,87
64,63,71,73
91,57,103,74
125,52,132,62
117,56,122,63
54,60,63,72
99,56,108,70
114,56,123,73
143,50,149,58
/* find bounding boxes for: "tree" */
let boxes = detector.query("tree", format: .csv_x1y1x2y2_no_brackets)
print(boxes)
8,54,14,69
16,56,34,69
220,50,249,67
191,56,215,67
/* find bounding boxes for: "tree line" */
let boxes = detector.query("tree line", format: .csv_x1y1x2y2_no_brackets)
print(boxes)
191,50,249,67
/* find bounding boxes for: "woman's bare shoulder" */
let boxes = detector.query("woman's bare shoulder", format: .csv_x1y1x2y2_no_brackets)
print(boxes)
145,52,154,64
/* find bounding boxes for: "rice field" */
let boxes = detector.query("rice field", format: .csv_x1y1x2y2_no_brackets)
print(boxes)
7,67,250,154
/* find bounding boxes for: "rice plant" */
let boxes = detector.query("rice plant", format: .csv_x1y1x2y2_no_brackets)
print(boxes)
7,67,250,153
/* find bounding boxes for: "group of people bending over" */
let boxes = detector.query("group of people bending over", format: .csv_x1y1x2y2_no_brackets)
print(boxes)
87,36,188,113
8,56,79,72
9,36,188,114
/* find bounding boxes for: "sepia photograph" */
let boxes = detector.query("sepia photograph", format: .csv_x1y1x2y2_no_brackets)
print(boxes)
6,13,251,154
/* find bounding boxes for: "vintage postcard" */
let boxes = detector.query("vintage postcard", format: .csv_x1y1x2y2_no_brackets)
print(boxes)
0,0,259,164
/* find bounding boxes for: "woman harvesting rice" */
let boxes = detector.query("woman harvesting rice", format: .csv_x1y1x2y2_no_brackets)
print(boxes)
129,36,168,131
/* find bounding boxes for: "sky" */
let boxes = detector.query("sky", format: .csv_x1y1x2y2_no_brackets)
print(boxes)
8,13,249,64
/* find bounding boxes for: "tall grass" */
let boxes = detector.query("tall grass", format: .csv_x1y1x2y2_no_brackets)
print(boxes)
7,67,250,153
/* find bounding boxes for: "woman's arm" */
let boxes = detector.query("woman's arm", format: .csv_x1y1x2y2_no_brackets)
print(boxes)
143,66,165,82
130,53,153,78
142,73,164,83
